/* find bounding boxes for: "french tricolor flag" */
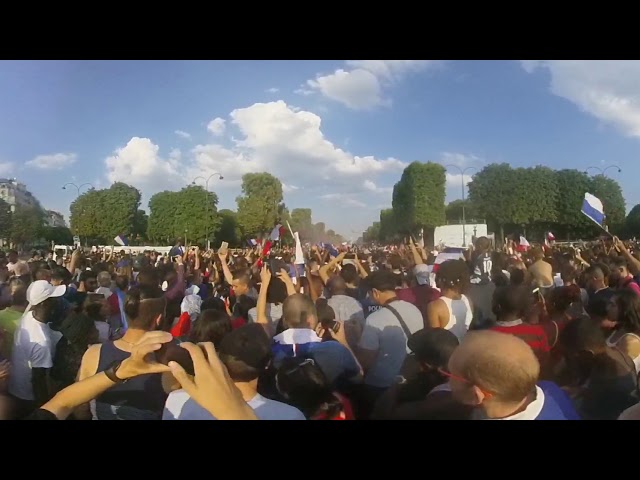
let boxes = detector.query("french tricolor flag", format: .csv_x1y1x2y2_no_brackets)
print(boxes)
582,192,606,228
114,235,128,247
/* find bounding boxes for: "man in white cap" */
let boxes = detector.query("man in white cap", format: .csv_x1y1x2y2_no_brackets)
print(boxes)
8,280,66,417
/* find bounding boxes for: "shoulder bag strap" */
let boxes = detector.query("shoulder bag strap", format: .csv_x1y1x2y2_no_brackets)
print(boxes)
383,303,412,340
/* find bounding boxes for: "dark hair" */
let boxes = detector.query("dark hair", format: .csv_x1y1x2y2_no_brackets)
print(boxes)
315,298,335,324
8,277,27,306
84,295,105,320
509,268,525,286
436,259,470,291
232,270,251,285
266,277,288,305
189,309,232,348
561,266,577,284
79,270,97,284
233,295,256,321
492,285,530,320
548,286,580,314
60,312,97,346
31,297,59,324
276,357,342,420
201,297,226,313
115,275,129,291
137,267,159,288
124,286,166,331
51,267,72,284
475,236,490,252
366,270,398,293
559,315,606,353
587,295,610,319
340,264,358,285
614,289,640,334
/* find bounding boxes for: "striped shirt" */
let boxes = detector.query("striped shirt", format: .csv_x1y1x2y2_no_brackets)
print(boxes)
490,320,550,358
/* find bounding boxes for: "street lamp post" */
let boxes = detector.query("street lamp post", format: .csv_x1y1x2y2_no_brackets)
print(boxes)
445,165,477,247
192,173,224,249
585,165,622,177
62,182,94,247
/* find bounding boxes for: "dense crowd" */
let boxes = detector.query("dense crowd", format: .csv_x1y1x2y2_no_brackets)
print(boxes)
2,233,640,420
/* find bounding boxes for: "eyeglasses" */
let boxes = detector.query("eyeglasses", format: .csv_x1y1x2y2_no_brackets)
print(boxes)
438,368,494,399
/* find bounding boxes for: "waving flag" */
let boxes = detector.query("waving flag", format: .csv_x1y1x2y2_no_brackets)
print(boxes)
270,224,286,241
582,192,606,227
114,235,128,247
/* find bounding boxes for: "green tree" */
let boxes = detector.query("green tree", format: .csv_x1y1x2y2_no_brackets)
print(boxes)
445,200,481,224
132,209,149,243
625,204,640,238
213,209,242,247
41,226,74,246
11,206,44,247
69,188,102,240
0,199,12,241
379,208,398,242
468,163,523,241
364,222,381,243
99,182,142,240
147,186,220,245
553,169,593,239
290,208,313,239
392,161,446,235
236,173,283,238
590,174,626,233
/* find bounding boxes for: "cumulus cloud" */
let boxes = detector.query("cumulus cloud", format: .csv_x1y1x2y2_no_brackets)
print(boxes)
104,101,408,231
303,60,441,110
207,118,226,136
520,60,640,138
27,153,77,170
105,137,181,190
266,87,279,94
174,130,192,140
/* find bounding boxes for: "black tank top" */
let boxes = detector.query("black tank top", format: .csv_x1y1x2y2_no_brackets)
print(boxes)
94,341,167,420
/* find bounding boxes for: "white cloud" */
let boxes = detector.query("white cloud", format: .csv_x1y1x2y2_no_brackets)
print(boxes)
363,179,392,195
174,130,192,140
27,153,77,170
105,137,180,190
440,152,482,168
521,60,640,137
266,87,279,94
104,101,407,232
0,162,14,176
445,172,473,202
320,193,366,208
207,117,226,136
303,60,441,110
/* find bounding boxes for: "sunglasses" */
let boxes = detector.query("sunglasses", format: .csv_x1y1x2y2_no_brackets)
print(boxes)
438,368,494,400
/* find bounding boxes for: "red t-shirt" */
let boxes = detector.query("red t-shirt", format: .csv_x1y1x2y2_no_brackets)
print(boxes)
311,393,355,420
490,321,550,358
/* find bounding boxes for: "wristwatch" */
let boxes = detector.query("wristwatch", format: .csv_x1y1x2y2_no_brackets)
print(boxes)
103,359,129,384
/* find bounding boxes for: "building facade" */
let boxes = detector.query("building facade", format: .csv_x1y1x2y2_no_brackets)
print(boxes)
46,210,66,228
0,178,42,212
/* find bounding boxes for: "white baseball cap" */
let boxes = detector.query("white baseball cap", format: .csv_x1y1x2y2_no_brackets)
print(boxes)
26,280,67,307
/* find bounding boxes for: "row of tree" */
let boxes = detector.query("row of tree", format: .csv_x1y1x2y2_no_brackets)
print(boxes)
363,162,635,245
0,199,74,248
68,173,345,246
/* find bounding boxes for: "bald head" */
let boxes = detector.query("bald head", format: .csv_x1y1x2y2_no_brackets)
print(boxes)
449,330,539,404
328,275,347,295
282,293,318,329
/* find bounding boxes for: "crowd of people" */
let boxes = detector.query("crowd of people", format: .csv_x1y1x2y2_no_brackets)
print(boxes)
2,232,640,420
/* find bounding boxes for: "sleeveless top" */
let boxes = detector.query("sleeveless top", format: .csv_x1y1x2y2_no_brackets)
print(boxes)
439,295,473,341
606,332,640,373
92,341,167,420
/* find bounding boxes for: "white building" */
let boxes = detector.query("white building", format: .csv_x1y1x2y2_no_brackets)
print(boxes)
0,178,42,212
46,210,66,228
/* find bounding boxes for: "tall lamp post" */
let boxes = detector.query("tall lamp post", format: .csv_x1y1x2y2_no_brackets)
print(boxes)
62,182,94,246
444,165,477,247
192,173,224,249
585,165,622,177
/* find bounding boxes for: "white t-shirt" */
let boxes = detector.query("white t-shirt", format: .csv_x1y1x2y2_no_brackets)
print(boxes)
358,300,424,388
9,311,58,401
162,389,306,420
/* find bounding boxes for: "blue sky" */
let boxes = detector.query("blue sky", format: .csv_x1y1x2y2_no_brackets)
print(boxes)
1,60,639,239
